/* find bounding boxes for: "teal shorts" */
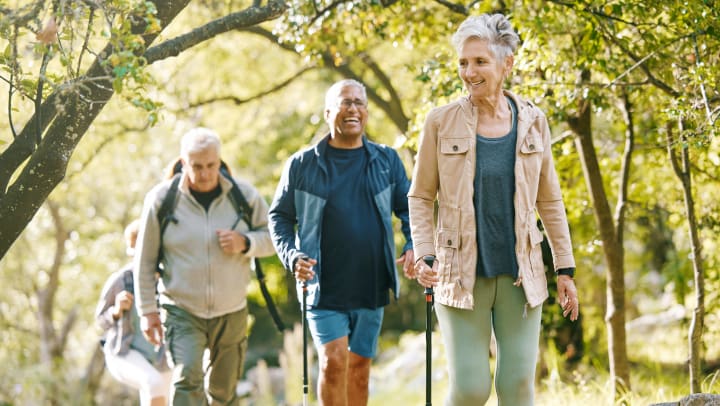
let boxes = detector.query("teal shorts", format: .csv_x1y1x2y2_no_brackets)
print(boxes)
306,307,384,358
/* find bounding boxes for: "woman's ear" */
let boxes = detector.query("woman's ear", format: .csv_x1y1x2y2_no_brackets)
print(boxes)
504,54,514,77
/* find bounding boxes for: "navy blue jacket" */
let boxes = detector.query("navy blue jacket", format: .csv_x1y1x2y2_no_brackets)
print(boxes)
268,135,413,307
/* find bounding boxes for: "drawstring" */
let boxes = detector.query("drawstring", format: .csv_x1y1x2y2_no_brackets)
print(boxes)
522,302,528,319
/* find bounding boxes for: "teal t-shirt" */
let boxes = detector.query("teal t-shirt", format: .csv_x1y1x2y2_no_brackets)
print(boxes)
318,145,389,310
474,97,519,278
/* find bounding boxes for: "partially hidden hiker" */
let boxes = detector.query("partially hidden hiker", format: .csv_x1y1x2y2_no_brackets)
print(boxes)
134,127,276,405
95,219,172,406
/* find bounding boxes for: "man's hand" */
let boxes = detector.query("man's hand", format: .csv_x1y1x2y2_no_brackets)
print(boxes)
216,229,247,254
141,313,163,346
557,275,579,321
293,256,317,282
396,249,416,278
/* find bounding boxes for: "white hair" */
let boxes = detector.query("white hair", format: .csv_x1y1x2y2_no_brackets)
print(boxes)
180,127,221,159
324,79,367,110
451,13,520,60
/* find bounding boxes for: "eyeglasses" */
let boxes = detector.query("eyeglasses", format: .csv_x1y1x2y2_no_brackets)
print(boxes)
338,99,368,110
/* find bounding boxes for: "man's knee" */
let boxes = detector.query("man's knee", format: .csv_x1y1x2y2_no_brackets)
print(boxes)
347,353,371,385
319,341,348,379
173,362,203,390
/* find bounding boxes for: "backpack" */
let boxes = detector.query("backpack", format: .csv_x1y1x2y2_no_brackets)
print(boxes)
154,164,286,332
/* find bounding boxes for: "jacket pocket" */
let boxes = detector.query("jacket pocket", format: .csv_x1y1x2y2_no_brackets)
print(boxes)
437,228,459,284
518,136,544,187
440,138,470,155
528,226,545,276
520,135,544,154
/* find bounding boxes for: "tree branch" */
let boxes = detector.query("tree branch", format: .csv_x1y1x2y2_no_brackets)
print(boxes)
76,8,96,77
665,121,683,179
308,0,345,26
143,0,287,65
357,51,409,131
184,67,315,109
241,27,410,133
65,121,152,181
547,0,643,27
692,34,713,123
592,13,683,97
615,91,635,245
58,305,79,355
37,199,66,363
3,1,45,27
431,0,468,15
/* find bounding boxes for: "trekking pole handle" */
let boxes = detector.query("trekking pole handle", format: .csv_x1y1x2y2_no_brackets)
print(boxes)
423,255,435,298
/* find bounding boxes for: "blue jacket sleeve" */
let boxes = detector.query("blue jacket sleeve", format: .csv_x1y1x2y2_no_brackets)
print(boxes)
268,156,301,271
390,150,413,253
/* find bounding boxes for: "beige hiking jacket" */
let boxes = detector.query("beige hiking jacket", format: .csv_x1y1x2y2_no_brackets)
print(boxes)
408,90,575,310
135,173,275,319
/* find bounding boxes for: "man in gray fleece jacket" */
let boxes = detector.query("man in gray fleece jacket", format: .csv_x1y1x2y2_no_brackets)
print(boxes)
134,127,275,405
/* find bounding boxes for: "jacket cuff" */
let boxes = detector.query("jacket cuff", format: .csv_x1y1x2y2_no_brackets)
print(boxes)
241,234,251,254
412,242,435,264
556,267,575,278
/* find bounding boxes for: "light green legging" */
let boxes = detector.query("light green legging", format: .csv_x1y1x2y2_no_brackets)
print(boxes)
435,275,542,406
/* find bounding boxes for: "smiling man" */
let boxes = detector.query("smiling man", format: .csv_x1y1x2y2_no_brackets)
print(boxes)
268,79,415,406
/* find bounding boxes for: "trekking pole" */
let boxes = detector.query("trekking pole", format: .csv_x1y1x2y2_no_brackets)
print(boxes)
423,255,436,406
302,280,309,406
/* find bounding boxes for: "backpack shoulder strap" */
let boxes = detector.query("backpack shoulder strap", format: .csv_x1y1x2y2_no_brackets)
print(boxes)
219,169,286,332
157,174,182,236
122,268,134,294
221,170,253,230
155,174,181,272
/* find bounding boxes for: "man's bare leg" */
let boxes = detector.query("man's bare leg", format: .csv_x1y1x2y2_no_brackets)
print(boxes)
347,351,372,406
318,337,349,406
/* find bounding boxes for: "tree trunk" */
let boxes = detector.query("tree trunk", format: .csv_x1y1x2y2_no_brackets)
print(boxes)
567,70,630,398
76,345,106,405
666,121,705,393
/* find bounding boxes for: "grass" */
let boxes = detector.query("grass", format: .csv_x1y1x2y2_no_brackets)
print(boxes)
367,324,720,406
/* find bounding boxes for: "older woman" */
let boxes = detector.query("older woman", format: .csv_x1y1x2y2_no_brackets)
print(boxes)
409,13,579,405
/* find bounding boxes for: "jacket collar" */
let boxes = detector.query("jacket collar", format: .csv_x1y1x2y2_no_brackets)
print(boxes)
314,133,377,172
178,171,234,196
458,90,537,120
457,89,537,142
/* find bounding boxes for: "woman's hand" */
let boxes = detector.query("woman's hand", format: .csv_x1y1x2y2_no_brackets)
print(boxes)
112,290,133,320
557,275,579,321
415,258,439,288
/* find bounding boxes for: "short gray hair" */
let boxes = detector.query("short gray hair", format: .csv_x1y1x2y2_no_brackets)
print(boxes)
451,13,520,60
324,79,367,110
180,127,221,159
